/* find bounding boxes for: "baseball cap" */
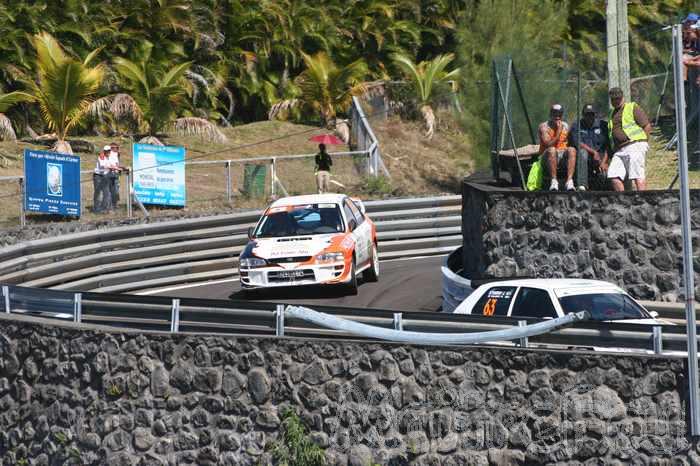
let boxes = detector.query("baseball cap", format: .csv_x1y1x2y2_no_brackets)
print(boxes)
103,145,112,151
685,13,699,23
550,104,563,113
583,104,595,114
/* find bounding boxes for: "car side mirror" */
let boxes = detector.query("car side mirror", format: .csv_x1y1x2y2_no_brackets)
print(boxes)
348,220,357,231
649,310,659,318
247,226,255,239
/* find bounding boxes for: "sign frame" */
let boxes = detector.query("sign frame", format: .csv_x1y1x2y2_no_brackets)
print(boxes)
131,143,186,207
23,149,81,217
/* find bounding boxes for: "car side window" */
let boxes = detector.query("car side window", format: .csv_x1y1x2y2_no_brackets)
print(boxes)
348,200,365,225
511,287,558,319
343,202,356,230
473,286,516,316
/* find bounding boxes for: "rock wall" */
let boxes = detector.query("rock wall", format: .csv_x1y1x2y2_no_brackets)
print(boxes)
0,315,697,465
462,182,700,302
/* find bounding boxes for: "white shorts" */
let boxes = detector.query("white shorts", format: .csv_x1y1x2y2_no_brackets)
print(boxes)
607,141,649,180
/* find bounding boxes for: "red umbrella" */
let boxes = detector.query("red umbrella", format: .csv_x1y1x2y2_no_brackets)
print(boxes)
309,134,345,145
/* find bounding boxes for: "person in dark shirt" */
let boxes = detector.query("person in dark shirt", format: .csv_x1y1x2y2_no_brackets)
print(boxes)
568,104,609,190
314,143,333,193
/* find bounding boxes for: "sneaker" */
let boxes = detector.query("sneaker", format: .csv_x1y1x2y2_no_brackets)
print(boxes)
577,185,587,191
549,179,559,191
565,179,575,191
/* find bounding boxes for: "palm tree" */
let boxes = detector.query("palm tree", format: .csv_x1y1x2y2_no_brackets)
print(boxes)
108,46,226,144
392,52,459,139
26,32,105,154
295,52,368,127
0,91,33,141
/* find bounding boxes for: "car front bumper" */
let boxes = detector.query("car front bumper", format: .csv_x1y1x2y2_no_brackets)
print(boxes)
240,262,348,288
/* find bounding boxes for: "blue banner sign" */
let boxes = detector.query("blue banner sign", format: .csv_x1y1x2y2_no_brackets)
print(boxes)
132,144,186,206
24,149,81,217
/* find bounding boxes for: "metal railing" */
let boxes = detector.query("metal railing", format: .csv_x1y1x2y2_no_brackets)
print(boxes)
0,195,462,293
0,283,693,356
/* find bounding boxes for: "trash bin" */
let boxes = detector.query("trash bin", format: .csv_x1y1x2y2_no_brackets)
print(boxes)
243,163,267,197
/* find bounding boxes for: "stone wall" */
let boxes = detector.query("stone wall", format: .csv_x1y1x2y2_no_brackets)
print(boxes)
462,182,700,302
0,315,697,465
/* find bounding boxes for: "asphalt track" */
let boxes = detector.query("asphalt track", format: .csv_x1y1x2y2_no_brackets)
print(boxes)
152,255,445,312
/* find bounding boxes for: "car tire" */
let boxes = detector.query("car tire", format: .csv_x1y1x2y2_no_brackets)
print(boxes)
363,243,379,282
346,256,358,295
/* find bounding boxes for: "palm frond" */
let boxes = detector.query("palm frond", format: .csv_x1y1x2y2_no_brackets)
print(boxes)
268,98,299,120
0,113,17,141
111,93,144,123
170,117,228,144
0,91,34,113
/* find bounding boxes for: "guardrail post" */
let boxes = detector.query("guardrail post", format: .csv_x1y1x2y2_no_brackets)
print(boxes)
19,178,26,228
226,161,232,203
170,299,180,333
393,313,403,331
125,171,132,218
2,286,10,313
73,293,82,323
653,326,663,355
518,320,528,348
276,304,285,337
270,158,276,198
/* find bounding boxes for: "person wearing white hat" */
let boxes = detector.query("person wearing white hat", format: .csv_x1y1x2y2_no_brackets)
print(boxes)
538,103,576,191
92,146,113,213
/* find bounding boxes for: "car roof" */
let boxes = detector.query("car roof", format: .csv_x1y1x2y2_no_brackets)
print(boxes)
482,278,625,294
269,194,348,208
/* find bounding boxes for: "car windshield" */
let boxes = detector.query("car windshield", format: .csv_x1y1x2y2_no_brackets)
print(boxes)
255,204,344,237
558,293,651,321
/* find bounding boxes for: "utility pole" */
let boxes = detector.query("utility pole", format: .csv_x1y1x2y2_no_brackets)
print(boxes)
606,0,631,100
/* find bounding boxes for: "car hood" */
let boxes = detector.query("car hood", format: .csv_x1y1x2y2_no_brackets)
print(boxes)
609,318,674,325
250,234,344,260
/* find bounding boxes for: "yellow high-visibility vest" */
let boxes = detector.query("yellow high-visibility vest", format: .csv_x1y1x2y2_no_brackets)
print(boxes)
608,102,646,146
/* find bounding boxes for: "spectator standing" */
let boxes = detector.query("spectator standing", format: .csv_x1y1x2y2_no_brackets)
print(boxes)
539,104,577,191
314,143,333,194
605,87,652,191
93,147,112,213
568,104,609,190
107,142,125,209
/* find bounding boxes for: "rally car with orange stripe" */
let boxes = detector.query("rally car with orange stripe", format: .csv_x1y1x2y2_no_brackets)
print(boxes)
239,194,378,294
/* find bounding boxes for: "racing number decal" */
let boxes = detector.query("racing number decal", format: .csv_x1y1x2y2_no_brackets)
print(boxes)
482,298,497,316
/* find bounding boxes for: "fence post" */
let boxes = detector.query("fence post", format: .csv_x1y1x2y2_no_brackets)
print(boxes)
276,304,285,337
19,178,26,228
226,161,232,203
393,313,403,331
653,326,663,355
271,158,276,198
170,299,180,333
2,285,9,313
73,293,82,323
125,171,133,218
518,320,528,348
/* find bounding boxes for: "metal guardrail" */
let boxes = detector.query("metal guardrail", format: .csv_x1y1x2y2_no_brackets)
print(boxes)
0,195,461,293
0,283,693,355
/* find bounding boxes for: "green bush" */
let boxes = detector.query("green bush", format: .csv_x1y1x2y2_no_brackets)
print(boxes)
270,408,325,466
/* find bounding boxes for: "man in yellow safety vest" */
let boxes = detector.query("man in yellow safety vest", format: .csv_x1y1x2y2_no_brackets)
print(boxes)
603,87,652,191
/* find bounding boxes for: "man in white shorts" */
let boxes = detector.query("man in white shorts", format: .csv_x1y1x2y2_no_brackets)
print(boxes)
603,87,652,191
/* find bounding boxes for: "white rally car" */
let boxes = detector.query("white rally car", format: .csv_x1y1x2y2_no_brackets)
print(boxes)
452,278,667,324
239,194,378,294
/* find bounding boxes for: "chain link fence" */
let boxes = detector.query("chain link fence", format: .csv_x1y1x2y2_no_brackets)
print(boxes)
488,26,695,191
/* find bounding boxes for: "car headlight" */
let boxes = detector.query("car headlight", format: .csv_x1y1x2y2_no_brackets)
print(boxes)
316,252,344,264
240,257,267,268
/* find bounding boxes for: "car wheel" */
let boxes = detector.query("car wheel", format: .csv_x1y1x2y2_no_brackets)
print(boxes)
346,256,358,295
363,243,379,282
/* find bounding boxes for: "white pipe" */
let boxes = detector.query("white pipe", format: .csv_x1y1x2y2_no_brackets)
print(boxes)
285,305,588,345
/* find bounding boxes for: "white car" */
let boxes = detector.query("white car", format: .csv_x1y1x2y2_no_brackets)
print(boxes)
452,278,666,324
239,194,378,294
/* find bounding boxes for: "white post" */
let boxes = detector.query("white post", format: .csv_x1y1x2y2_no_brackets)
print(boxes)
73,293,82,323
170,299,180,333
518,320,528,347
276,304,285,336
2,285,9,313
616,0,631,100
673,24,700,436
393,313,403,331
226,161,232,203
126,171,133,218
270,158,276,198
606,0,620,91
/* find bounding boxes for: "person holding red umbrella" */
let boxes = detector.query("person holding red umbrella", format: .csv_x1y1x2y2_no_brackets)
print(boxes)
314,143,333,193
